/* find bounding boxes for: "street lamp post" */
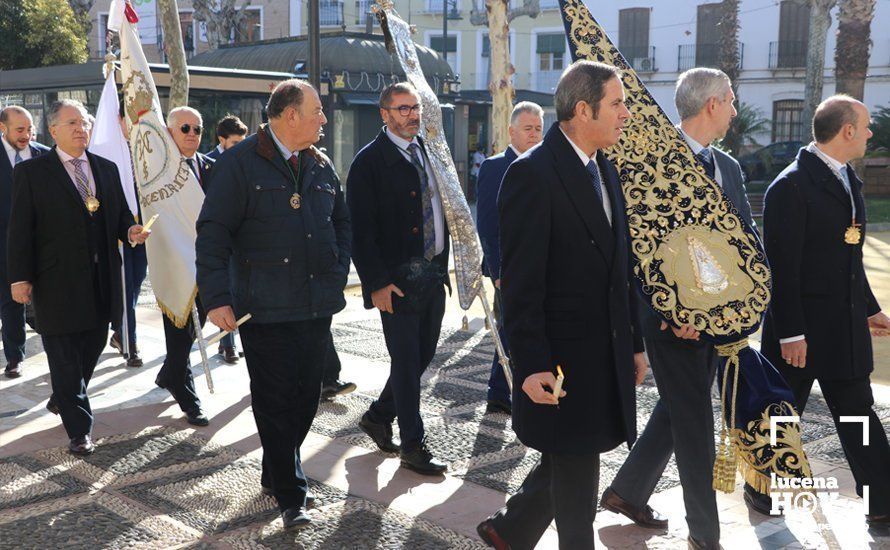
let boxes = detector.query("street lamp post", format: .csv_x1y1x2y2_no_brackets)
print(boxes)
441,0,462,93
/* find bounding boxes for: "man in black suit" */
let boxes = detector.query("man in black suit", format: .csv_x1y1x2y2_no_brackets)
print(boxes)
601,68,754,548
7,99,149,454
1,106,49,378
476,61,648,550
155,106,214,427
762,95,890,528
347,82,449,475
475,101,543,414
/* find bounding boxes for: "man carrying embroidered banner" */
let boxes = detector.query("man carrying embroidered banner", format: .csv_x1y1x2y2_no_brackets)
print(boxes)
552,0,812,542
111,0,213,398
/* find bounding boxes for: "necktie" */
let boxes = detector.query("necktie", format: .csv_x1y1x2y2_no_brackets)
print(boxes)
187,158,201,184
69,158,92,208
586,159,604,204
408,143,436,261
838,165,857,219
697,148,716,180
287,153,300,183
14,150,23,165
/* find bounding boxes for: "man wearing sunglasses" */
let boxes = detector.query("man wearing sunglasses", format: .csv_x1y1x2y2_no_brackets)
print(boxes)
152,106,215,428
347,82,449,476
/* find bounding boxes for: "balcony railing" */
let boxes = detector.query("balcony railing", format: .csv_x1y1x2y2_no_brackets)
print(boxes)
320,0,344,26
622,46,657,73
769,40,807,69
677,42,744,72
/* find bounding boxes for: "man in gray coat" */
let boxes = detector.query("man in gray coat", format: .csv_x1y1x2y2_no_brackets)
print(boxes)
599,68,756,550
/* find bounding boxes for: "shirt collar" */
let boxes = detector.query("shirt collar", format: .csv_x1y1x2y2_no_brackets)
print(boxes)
809,142,847,174
559,127,596,166
386,126,419,151
2,137,19,157
216,144,225,154
56,147,88,165
679,127,708,155
267,124,298,159
508,144,521,157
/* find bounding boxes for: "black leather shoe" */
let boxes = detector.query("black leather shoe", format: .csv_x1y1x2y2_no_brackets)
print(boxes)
485,399,511,415
260,485,316,508
186,409,209,426
688,536,722,550
69,435,95,455
4,358,22,378
219,345,239,364
281,507,311,530
46,396,60,415
477,518,511,549
359,412,400,453
743,483,778,517
321,379,357,400
867,513,890,527
109,332,124,355
600,487,668,529
126,350,143,368
400,442,447,475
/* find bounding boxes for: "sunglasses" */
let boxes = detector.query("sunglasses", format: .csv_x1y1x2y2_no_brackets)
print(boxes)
180,123,202,135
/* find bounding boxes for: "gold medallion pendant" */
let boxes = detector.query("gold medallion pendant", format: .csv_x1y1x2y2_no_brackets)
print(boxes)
290,192,301,210
844,224,861,245
85,196,101,213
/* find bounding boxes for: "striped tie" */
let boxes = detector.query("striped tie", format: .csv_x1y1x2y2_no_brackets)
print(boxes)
408,143,436,261
69,158,92,211
697,148,716,180
14,150,23,165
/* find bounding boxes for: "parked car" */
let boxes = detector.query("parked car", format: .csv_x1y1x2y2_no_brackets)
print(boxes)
738,140,803,182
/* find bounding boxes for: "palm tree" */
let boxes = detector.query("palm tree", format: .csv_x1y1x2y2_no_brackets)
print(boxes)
834,0,875,100
721,103,771,154
718,0,742,155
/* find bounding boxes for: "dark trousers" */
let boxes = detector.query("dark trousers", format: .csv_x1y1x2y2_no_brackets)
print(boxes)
610,338,720,544
240,316,331,511
219,331,236,349
779,369,890,515
322,334,341,386
111,243,147,346
158,304,205,413
41,326,107,439
491,451,600,550
486,285,511,403
0,264,26,362
367,287,446,451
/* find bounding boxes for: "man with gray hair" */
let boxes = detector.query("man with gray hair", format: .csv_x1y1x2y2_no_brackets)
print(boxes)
475,101,543,414
0,106,49,378
7,99,149,454
599,67,755,550
477,60,650,550
197,79,350,530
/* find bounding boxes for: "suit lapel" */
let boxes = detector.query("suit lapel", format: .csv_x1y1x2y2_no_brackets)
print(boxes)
0,146,11,180
546,125,615,266
48,148,90,214
799,149,852,212
504,147,517,163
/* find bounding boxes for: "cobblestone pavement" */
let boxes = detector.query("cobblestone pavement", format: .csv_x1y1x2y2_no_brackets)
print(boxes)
2,261,890,548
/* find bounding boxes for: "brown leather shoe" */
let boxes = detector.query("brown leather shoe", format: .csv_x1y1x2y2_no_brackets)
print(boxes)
600,487,668,529
477,518,511,549
4,359,22,378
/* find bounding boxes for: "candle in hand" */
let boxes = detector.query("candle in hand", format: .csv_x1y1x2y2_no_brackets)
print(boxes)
553,365,565,403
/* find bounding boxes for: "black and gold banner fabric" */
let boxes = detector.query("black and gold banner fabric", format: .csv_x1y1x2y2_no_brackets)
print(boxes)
556,0,812,494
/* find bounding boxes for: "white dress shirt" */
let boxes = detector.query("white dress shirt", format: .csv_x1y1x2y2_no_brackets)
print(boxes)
3,137,31,166
679,128,723,189
55,147,96,196
385,127,446,255
560,128,612,225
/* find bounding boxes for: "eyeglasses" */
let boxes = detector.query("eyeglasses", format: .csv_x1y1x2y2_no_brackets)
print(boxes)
385,104,422,117
180,124,203,135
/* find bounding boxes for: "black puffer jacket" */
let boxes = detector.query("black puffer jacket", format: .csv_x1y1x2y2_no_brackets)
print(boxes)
196,124,350,323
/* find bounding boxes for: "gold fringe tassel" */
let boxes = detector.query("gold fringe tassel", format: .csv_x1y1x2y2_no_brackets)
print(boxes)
156,285,199,329
713,339,748,493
